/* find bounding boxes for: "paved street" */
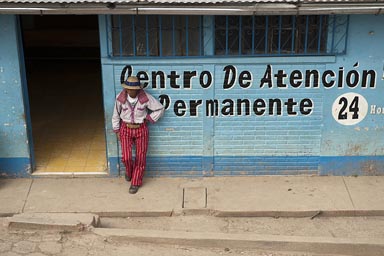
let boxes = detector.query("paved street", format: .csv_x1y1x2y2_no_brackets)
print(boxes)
0,218,348,256
2,216,384,256
1,176,384,255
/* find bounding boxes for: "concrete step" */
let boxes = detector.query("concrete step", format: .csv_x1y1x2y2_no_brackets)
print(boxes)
93,227,384,256
7,213,100,231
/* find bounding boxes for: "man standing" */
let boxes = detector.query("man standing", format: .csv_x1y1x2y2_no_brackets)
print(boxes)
112,76,164,194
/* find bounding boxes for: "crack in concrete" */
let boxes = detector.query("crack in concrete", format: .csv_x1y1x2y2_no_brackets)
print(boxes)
342,177,356,209
22,179,34,213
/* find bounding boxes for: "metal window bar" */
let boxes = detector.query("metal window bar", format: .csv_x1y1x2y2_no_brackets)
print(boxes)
225,16,229,55
291,16,296,54
265,16,269,54
132,16,136,57
186,16,189,56
317,15,323,54
172,16,176,56
278,16,282,55
109,14,347,58
210,16,215,55
118,16,123,57
199,16,204,56
251,16,255,55
304,15,309,54
158,16,162,57
331,15,336,54
239,16,242,55
145,16,149,57
344,15,350,55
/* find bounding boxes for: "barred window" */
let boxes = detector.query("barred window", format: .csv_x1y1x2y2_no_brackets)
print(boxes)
111,15,203,57
215,15,328,55
110,15,348,57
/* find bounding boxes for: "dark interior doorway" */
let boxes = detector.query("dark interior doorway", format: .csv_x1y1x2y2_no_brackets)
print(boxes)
20,15,107,174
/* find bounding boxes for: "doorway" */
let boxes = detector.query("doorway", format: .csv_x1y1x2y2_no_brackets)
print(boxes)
20,15,107,174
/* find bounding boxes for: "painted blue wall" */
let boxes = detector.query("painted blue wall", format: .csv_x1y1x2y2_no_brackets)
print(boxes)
1,14,383,177
99,14,384,176
0,15,31,177
320,14,384,175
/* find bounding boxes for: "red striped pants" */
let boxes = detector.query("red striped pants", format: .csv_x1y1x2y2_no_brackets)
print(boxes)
120,122,149,186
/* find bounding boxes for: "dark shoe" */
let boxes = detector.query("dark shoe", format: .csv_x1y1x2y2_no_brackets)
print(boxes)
125,174,131,182
129,185,139,194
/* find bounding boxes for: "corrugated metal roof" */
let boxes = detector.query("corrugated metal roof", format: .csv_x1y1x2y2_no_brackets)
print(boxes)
0,0,285,2
1,0,383,3
0,0,383,14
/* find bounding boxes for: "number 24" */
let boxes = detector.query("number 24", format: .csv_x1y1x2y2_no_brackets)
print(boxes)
338,96,359,120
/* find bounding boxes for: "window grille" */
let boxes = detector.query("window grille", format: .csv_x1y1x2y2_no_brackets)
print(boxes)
109,14,348,58
111,15,203,57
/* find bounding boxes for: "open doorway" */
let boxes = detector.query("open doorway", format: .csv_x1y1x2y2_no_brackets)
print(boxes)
20,15,107,174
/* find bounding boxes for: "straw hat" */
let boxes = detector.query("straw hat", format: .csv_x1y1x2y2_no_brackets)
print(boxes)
122,76,143,90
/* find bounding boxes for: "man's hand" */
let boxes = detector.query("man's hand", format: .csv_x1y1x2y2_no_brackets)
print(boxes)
116,133,120,141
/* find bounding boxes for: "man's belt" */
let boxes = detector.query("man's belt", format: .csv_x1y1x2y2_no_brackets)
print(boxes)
126,123,142,129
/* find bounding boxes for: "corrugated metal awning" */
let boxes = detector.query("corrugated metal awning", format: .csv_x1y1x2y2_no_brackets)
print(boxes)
0,0,383,15
1,0,383,2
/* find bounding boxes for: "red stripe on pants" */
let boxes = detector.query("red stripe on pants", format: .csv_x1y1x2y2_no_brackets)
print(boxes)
120,123,149,186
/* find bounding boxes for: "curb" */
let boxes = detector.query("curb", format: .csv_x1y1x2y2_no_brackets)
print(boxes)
7,213,100,231
213,209,384,218
93,211,173,218
93,227,384,256
4,209,384,219
91,209,384,218
0,213,16,218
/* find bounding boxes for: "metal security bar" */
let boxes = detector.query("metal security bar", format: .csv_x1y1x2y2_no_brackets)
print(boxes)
111,15,204,57
327,15,349,55
110,14,348,57
214,15,344,56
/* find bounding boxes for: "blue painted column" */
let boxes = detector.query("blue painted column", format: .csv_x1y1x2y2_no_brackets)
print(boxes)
0,15,31,177
98,15,120,176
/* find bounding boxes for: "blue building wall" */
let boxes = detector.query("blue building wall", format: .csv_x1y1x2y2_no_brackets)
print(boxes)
100,14,384,177
319,14,384,175
0,14,383,177
0,15,32,177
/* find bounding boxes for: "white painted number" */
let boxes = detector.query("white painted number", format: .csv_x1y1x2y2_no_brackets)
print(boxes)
332,93,368,126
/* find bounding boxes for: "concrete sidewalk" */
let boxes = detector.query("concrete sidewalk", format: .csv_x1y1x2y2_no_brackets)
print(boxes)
1,176,384,218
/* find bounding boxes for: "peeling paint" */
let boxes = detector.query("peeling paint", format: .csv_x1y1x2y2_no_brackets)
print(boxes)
26,164,32,174
361,161,380,175
345,143,364,156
